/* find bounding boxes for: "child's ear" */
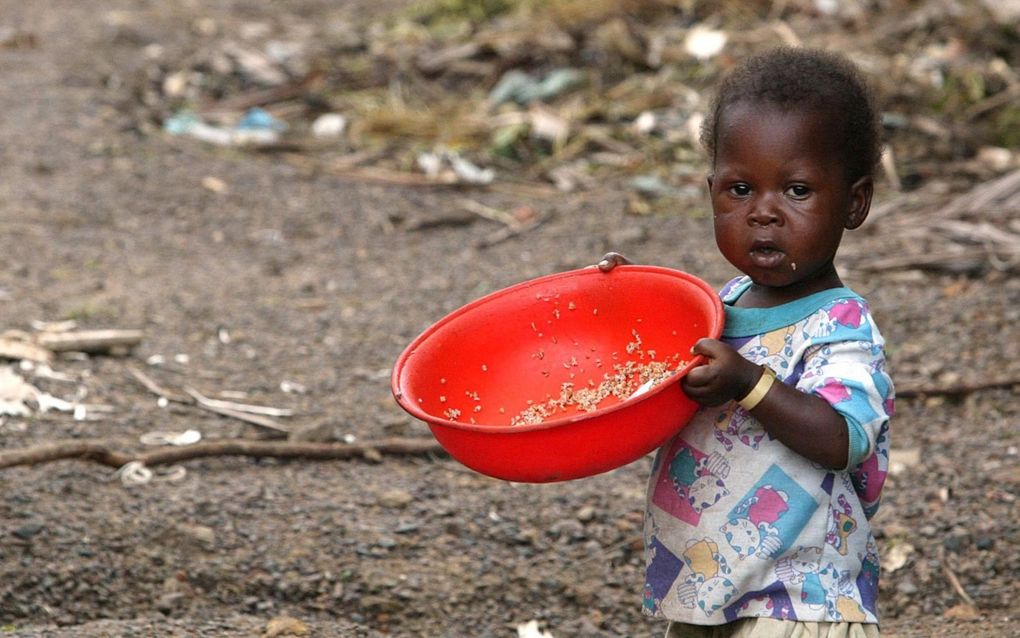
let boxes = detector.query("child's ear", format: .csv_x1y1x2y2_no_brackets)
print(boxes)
845,176,873,230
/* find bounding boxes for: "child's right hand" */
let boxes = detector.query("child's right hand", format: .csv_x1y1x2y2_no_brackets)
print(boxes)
681,338,763,407
595,252,632,271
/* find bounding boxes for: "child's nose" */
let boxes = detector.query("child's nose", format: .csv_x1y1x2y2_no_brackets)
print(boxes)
748,195,782,226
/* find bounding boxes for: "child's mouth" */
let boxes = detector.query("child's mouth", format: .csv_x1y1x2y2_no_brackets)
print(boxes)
749,245,785,268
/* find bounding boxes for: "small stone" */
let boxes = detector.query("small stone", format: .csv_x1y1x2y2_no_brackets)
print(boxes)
156,592,185,615
942,534,969,552
12,524,44,540
975,536,994,550
576,505,596,523
378,489,413,508
288,421,338,443
177,523,216,547
264,616,309,637
896,581,919,595
394,521,421,534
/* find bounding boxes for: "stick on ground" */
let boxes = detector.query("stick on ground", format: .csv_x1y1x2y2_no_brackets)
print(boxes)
0,438,446,471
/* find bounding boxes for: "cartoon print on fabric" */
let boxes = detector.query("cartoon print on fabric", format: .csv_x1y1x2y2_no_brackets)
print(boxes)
855,537,881,616
722,465,819,560
675,538,736,616
775,546,824,586
643,513,683,615
651,439,730,526
826,494,858,555
723,585,798,622
713,402,768,451
852,422,890,519
800,563,869,621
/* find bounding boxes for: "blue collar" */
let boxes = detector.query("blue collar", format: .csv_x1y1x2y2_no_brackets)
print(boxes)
721,279,862,337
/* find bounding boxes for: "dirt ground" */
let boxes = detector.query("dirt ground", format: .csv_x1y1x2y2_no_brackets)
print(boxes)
1,1,1017,637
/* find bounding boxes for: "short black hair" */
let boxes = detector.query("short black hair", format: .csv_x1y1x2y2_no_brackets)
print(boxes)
700,47,882,183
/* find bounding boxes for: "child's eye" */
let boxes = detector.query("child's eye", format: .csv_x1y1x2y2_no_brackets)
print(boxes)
728,183,751,197
786,184,810,199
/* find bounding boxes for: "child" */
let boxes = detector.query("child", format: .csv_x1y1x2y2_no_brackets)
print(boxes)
600,47,893,637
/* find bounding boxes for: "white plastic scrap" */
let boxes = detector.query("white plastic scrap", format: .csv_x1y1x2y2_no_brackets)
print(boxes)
0,366,76,417
449,153,495,185
311,113,347,138
517,620,555,638
416,149,495,185
116,461,154,486
684,26,728,60
139,429,202,446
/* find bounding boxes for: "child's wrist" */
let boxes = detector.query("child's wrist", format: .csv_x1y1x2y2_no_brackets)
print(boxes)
737,365,777,411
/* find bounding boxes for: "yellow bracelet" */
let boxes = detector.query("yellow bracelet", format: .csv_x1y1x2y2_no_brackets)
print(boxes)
737,365,777,411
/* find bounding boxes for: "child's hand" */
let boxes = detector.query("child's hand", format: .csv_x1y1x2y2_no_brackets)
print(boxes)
595,252,632,272
681,338,762,406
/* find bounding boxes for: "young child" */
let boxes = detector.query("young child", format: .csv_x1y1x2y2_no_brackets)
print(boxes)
601,47,893,637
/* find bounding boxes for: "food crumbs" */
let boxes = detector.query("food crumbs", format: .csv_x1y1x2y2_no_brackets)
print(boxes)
593,308,598,315
510,350,688,426
481,364,488,372
440,395,446,403
568,301,576,310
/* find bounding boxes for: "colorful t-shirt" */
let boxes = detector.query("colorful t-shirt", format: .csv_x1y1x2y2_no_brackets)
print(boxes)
642,276,893,625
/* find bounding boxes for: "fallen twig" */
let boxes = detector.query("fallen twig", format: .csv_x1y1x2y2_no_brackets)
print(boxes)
128,366,291,435
35,329,144,355
0,437,446,470
183,387,294,418
183,387,291,435
938,546,978,607
0,337,53,363
127,365,190,403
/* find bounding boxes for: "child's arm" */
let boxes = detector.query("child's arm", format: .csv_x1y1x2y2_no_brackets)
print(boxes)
682,338,850,469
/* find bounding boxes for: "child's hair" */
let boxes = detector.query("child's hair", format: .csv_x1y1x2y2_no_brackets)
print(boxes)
700,47,882,183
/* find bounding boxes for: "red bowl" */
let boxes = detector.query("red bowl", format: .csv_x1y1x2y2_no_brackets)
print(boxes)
391,265,723,482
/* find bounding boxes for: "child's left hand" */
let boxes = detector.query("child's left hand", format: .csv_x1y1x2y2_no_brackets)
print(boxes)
681,338,763,406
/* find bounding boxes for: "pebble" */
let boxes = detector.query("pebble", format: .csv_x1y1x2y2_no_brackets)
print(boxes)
896,581,919,595
12,524,44,540
378,489,413,508
264,616,309,637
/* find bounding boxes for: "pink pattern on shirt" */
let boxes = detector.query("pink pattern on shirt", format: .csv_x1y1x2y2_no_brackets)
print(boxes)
746,486,788,526
829,301,863,328
816,379,851,405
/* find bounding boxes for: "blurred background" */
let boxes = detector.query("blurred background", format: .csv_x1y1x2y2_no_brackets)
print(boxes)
0,1,1017,636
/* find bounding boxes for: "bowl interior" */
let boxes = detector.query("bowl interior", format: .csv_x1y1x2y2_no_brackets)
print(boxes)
394,266,721,430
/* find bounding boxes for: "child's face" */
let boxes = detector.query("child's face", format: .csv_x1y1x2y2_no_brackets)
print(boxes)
708,103,871,299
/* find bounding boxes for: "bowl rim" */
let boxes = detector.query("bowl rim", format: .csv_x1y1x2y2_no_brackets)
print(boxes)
391,265,724,433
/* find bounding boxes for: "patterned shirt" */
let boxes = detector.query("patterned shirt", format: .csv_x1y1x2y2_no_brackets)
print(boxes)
643,276,893,625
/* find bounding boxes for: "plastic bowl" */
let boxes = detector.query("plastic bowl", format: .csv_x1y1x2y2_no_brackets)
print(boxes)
391,265,723,482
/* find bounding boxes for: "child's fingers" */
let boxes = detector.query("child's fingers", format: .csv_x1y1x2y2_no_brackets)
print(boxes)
690,338,727,360
683,364,712,388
